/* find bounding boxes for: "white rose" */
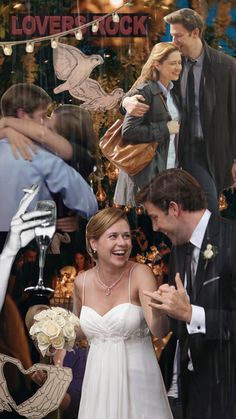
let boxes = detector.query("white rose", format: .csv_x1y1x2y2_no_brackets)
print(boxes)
51,334,65,350
63,323,76,340
29,322,42,336
45,310,57,320
204,249,214,259
41,320,61,338
51,307,68,316
54,315,66,328
37,332,50,355
34,309,50,321
67,313,80,327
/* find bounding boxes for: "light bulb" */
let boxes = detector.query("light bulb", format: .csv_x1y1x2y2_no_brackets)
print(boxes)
91,22,99,33
110,0,123,6
13,2,23,9
25,42,34,53
124,205,132,213
96,186,107,202
135,206,144,215
112,13,120,23
51,38,58,49
3,45,13,56
75,29,83,40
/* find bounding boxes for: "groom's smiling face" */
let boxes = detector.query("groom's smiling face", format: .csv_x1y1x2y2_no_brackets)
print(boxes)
144,202,177,243
144,201,188,246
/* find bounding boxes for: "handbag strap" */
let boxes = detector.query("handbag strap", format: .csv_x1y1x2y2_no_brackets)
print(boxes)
159,93,172,119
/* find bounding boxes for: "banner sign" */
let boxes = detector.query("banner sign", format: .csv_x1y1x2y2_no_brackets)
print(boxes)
9,13,149,38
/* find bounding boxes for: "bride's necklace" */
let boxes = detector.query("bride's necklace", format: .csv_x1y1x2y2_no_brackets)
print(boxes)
96,266,125,296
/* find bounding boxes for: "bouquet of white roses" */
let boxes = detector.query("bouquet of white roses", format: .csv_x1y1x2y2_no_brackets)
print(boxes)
29,306,80,357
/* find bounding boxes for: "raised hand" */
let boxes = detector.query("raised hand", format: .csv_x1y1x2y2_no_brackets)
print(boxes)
143,273,192,323
0,184,52,310
4,185,51,256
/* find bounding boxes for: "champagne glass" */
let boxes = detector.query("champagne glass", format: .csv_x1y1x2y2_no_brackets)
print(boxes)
24,200,56,297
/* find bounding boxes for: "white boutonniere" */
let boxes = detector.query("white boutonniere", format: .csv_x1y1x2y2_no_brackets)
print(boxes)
202,244,218,269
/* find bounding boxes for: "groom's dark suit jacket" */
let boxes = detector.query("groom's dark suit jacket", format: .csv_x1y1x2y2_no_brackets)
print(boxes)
159,213,236,418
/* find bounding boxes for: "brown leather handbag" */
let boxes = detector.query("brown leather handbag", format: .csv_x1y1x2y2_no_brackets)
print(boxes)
99,118,157,176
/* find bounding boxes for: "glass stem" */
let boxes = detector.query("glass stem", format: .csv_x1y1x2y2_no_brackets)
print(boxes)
38,245,47,287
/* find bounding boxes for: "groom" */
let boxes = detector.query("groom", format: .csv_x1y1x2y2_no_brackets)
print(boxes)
137,169,236,419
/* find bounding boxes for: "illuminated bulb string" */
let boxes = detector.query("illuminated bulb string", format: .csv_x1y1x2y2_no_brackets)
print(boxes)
75,29,83,40
112,13,120,23
91,22,99,33
51,38,58,49
2,45,13,56
0,1,129,55
25,42,34,53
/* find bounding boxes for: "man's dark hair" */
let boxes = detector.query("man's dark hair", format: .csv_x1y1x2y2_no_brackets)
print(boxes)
136,168,207,212
164,8,204,37
1,83,51,117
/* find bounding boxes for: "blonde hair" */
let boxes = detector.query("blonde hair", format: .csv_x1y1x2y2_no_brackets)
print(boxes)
131,42,180,90
86,208,129,260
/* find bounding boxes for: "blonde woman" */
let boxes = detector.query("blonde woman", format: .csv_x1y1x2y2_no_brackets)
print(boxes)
120,42,182,193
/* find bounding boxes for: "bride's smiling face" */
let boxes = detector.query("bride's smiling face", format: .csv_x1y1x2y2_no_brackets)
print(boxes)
90,219,132,266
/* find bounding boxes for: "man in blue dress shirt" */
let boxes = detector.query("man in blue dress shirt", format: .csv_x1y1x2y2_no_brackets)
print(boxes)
0,83,98,234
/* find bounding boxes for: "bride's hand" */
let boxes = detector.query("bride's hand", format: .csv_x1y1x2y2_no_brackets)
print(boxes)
31,370,48,386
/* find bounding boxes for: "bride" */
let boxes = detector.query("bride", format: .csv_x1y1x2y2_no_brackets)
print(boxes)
73,207,173,419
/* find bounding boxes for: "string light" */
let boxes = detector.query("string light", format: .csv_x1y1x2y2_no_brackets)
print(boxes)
110,0,124,6
0,2,130,56
91,22,99,33
2,44,13,56
13,2,23,9
135,206,144,215
112,13,120,23
75,29,83,40
124,205,132,213
51,38,58,49
25,42,34,53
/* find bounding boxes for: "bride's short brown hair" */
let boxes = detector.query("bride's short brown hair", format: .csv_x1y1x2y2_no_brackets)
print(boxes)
86,207,129,260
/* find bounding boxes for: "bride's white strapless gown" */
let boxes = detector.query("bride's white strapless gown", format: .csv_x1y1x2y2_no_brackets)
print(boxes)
78,302,173,419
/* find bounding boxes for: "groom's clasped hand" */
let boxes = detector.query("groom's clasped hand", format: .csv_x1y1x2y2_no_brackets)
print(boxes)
143,273,192,323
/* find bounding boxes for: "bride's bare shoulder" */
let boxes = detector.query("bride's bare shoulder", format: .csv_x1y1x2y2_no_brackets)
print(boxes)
130,261,153,275
74,268,94,290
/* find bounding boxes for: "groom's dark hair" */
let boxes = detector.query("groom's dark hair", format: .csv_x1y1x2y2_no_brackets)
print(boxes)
136,168,207,213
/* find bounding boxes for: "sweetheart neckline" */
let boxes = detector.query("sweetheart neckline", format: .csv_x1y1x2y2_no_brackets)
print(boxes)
81,302,143,318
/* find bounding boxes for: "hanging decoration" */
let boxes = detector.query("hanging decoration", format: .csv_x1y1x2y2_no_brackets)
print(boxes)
53,43,104,94
96,179,107,203
0,1,129,56
53,42,124,111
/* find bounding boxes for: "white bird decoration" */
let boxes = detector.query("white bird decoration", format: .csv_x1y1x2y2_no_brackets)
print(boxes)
53,42,104,94
70,78,124,111
53,43,124,111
